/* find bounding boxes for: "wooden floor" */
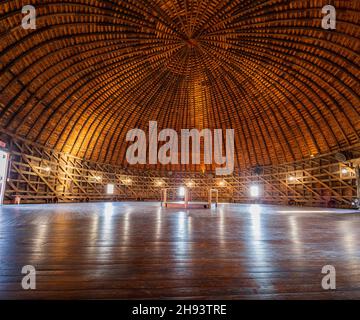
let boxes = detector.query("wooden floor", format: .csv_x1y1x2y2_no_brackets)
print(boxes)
0,202,359,300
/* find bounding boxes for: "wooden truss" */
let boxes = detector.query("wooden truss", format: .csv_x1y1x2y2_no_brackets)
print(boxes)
1,131,359,208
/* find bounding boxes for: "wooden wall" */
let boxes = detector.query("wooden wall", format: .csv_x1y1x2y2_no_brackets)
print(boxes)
2,133,359,208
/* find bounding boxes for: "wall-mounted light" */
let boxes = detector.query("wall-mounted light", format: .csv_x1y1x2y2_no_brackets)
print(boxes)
43,166,51,172
186,180,194,188
288,175,296,182
155,180,164,187
122,178,132,185
218,179,226,187
341,167,348,174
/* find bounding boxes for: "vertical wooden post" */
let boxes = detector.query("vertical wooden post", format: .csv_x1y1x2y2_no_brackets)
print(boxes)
184,188,189,208
162,189,167,207
208,189,212,208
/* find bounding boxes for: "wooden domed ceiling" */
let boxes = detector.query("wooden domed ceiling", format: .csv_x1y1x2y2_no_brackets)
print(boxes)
0,0,359,171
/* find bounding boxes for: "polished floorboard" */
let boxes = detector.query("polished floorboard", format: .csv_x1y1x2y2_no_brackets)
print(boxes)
0,202,359,300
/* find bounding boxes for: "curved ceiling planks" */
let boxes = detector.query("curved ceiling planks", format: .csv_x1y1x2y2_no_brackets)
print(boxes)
0,0,359,172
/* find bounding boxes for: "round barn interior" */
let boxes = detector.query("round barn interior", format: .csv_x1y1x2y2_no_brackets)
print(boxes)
1,0,360,302
0,0,359,207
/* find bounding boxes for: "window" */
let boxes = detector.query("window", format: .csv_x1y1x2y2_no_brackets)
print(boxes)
178,186,185,197
106,184,115,195
250,185,260,198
